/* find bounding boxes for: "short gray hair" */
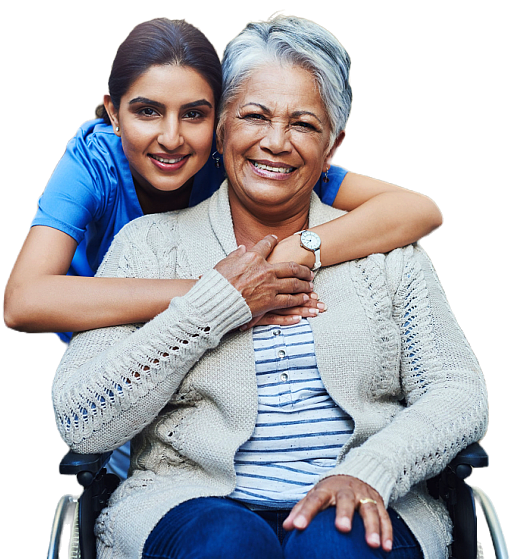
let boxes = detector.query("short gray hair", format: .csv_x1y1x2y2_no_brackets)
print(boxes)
219,15,352,148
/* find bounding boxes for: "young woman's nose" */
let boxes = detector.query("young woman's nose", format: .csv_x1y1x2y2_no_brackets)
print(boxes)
157,117,184,151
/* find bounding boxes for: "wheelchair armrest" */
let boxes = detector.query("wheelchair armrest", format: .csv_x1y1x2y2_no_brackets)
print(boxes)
448,442,489,480
59,451,113,487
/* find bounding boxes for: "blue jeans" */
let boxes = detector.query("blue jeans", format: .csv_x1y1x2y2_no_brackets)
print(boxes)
142,497,424,559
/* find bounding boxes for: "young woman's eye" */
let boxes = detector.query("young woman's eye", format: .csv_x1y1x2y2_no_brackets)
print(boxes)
138,107,159,117
183,110,203,120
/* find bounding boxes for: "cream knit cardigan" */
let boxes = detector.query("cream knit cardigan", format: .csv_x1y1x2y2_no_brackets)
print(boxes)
53,183,488,559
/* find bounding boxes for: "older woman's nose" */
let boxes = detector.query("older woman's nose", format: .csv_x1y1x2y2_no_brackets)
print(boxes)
259,124,292,154
158,117,184,151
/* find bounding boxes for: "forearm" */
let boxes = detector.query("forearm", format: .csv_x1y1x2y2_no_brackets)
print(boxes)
318,190,442,264
270,190,442,268
4,274,196,333
53,270,251,453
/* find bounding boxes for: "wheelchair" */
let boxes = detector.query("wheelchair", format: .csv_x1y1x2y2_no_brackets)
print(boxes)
48,442,508,559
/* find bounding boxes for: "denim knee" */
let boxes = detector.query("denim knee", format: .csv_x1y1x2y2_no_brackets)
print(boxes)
143,497,283,559
283,508,423,559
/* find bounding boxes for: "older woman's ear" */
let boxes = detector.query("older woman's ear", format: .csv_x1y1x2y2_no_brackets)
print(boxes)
215,120,225,154
324,131,345,170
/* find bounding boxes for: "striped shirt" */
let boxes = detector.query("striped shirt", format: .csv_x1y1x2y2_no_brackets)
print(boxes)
229,319,354,509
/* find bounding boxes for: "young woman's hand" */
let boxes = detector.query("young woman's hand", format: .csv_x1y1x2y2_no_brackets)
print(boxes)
240,293,326,330
283,474,393,552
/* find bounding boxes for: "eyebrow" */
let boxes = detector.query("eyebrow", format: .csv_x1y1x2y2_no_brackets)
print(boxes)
128,97,213,110
240,103,323,124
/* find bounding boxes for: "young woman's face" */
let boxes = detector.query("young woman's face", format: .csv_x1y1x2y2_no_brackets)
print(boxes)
109,65,216,195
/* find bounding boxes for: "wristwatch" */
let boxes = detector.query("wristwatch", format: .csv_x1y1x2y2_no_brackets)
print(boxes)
295,230,322,271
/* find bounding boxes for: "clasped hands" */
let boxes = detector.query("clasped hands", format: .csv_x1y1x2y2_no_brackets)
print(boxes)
214,235,325,326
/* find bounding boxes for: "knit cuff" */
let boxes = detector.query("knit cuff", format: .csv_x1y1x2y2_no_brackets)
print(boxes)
183,268,252,337
319,452,396,507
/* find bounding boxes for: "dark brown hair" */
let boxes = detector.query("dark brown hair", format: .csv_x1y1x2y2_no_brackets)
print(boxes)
96,18,222,123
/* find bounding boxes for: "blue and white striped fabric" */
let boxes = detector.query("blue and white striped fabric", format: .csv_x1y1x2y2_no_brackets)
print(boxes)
230,319,354,509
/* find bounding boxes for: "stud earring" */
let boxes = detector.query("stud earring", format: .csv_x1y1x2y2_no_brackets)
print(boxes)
115,126,120,133
322,167,330,183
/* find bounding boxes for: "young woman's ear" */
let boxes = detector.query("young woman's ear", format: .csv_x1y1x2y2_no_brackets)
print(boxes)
104,95,121,136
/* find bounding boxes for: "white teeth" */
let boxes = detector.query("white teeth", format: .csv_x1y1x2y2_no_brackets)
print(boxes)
253,161,294,173
151,155,185,164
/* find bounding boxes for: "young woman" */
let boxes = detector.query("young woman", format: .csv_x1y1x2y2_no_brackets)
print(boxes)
3,17,442,343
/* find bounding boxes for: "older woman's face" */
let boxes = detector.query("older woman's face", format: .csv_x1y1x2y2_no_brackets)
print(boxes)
218,64,332,215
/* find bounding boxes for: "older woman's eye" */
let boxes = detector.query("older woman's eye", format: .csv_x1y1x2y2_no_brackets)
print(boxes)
293,121,317,131
242,113,268,122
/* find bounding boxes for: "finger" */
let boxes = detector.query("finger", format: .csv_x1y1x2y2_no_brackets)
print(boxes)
378,507,394,552
250,314,302,328
286,488,333,530
358,499,383,548
334,488,357,533
274,293,312,311
274,261,314,281
283,499,306,531
275,277,314,296
248,235,279,259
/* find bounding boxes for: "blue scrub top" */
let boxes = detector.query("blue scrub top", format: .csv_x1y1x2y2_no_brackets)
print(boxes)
32,119,348,341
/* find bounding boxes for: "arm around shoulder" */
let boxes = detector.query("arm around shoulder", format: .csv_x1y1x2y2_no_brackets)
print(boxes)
323,172,443,265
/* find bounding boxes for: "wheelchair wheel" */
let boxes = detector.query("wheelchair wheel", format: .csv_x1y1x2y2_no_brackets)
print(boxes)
70,501,81,559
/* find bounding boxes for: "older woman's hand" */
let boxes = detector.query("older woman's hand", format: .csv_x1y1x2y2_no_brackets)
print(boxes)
214,234,315,318
283,475,393,552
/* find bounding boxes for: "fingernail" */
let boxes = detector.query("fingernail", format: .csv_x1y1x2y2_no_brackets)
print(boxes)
295,515,307,529
271,234,278,239
384,540,393,551
368,533,380,546
309,308,319,316
317,302,326,310
310,292,318,300
339,517,351,530
303,294,309,302
239,325,248,331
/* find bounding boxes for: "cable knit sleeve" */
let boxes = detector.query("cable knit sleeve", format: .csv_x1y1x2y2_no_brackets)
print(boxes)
52,219,252,454
321,244,488,506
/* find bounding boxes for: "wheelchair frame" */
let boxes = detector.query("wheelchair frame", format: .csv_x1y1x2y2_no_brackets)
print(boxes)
48,443,508,559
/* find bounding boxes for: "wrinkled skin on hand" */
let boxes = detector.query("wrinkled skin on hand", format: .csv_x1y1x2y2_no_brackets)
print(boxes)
283,475,393,552
214,235,315,318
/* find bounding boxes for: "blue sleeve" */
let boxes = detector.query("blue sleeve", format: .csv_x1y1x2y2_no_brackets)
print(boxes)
313,165,348,206
31,125,105,244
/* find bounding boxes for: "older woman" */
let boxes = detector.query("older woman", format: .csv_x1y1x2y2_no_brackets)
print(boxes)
52,15,487,559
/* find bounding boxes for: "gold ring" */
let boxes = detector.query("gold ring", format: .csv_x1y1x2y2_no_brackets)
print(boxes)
359,498,378,506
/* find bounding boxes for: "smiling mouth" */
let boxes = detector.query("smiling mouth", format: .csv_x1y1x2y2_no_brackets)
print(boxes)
149,154,189,164
250,160,296,174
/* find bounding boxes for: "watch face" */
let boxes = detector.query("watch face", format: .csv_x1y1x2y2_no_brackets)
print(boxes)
301,231,321,250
